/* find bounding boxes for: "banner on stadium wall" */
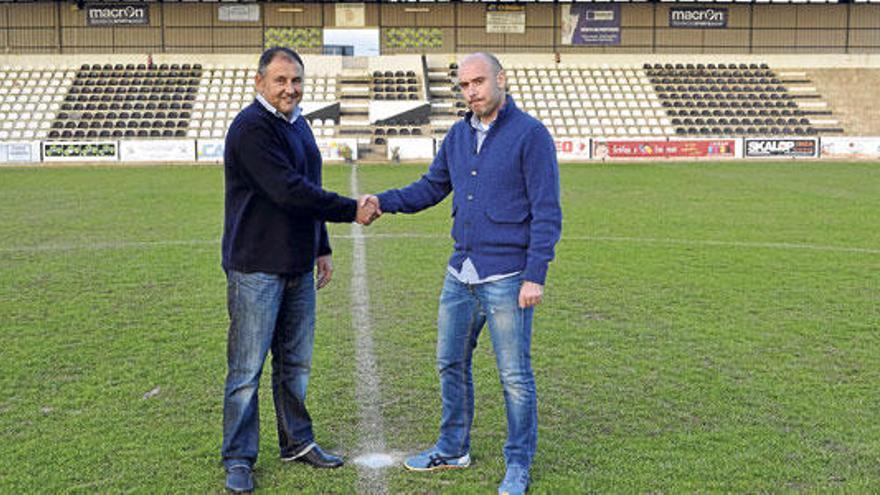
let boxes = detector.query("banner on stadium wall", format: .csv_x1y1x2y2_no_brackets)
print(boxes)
87,4,149,26
819,137,880,159
386,138,435,161
119,140,196,162
219,4,259,23
554,138,591,161
197,139,226,162
0,141,40,164
561,4,620,46
317,138,359,162
335,3,365,28
593,138,737,160
669,7,728,29
486,5,526,35
42,142,119,162
744,138,818,158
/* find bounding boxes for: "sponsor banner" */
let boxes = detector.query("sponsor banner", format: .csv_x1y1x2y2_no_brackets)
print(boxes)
119,140,196,162
197,139,226,163
317,138,359,162
198,139,360,163
745,138,818,158
487,5,526,35
42,141,119,162
386,138,435,161
554,137,591,161
819,137,880,159
87,4,149,26
561,4,620,46
219,4,259,23
335,3,365,28
0,141,41,164
593,138,737,160
669,7,728,29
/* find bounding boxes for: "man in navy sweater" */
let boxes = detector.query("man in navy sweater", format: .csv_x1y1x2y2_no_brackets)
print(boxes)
366,52,562,495
220,47,377,493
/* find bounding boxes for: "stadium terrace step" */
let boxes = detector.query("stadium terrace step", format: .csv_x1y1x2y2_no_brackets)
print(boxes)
430,118,457,127
341,86,370,94
340,101,370,110
338,128,373,136
788,86,817,93
340,118,371,126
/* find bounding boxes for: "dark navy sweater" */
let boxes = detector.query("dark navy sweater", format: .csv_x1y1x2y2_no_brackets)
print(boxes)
376,96,562,284
222,101,357,275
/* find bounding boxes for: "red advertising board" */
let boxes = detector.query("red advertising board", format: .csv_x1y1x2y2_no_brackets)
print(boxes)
593,139,737,159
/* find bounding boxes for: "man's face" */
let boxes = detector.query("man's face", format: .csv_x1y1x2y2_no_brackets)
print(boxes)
458,58,506,120
255,55,303,118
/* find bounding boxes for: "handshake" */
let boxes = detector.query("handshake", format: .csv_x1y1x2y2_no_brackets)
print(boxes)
355,195,382,226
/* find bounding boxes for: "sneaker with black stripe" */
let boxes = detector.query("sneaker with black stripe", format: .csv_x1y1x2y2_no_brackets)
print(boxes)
404,446,471,472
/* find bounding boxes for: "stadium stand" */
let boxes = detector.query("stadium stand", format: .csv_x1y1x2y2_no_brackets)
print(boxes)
11,57,847,147
50,63,200,140
7,56,852,146
506,64,669,138
647,62,824,137
0,66,64,141
796,68,880,136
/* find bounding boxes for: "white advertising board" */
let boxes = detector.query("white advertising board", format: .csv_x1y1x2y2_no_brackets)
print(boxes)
197,139,226,162
386,138,435,161
0,141,41,164
119,140,196,162
317,138,358,161
820,137,880,159
554,137,591,161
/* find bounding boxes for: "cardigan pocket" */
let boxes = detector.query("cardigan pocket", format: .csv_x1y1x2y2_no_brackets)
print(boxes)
485,208,529,224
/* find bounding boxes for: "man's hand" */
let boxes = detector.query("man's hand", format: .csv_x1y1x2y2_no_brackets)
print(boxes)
356,195,382,226
518,281,544,308
316,254,333,290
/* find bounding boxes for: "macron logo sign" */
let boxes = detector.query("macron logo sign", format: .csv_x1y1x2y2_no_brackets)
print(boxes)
669,8,727,29
87,5,150,26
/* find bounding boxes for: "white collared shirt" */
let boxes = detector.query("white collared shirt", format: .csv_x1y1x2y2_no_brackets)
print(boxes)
256,93,301,125
470,112,492,154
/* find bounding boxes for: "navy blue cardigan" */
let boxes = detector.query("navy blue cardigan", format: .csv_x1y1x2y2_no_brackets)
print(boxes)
377,96,562,284
222,101,357,276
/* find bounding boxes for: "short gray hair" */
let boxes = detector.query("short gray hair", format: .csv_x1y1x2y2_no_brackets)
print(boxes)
257,47,304,77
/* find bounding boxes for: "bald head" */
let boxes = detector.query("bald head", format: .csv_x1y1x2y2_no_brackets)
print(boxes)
460,52,503,77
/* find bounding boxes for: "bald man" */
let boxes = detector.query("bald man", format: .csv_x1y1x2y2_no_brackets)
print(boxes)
364,52,562,495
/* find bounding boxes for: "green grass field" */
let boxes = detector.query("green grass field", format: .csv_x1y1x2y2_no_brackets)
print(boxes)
1,161,878,493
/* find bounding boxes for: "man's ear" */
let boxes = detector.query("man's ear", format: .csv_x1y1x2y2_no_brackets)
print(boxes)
497,69,507,92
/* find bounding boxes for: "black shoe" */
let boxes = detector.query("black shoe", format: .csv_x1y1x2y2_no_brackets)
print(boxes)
225,465,254,493
286,444,344,469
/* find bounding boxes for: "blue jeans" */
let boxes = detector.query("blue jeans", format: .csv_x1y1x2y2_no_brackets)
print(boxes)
434,273,538,468
221,270,317,469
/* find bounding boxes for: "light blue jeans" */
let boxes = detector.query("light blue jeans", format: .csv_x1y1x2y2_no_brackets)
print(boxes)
221,270,316,469
434,272,538,468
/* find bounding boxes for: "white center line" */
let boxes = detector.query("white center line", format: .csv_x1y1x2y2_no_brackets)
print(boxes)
348,165,390,494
